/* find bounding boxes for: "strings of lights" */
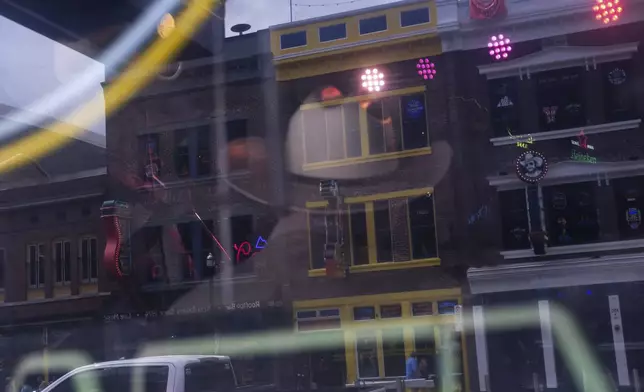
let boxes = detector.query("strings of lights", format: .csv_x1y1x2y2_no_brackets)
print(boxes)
593,0,623,24
292,0,370,6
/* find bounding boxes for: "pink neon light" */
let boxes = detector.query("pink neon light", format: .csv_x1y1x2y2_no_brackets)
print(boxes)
487,34,512,61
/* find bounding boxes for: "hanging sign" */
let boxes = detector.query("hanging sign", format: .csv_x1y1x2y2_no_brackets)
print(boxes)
516,150,548,183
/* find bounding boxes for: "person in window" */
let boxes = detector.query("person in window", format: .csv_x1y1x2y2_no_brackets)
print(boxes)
406,352,419,379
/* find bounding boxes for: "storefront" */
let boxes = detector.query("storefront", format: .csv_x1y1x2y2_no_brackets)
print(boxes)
468,253,644,392
293,288,468,390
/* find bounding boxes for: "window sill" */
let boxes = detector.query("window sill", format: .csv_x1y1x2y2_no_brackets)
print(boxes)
302,147,432,171
500,238,644,260
489,119,641,146
308,258,440,277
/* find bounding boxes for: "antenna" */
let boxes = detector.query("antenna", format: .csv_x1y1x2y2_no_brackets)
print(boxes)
230,23,251,36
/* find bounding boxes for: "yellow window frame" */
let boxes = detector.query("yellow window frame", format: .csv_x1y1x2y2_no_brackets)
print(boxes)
292,289,468,391
300,86,431,171
306,187,439,275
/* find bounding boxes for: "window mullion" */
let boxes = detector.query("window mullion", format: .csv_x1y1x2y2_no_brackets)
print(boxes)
359,103,370,157
365,202,377,264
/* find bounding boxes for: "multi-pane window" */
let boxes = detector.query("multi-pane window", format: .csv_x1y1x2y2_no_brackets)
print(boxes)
53,240,71,285
139,134,161,183
175,127,211,178
175,130,190,177
80,237,98,282
602,60,635,122
301,92,429,164
0,248,5,290
499,190,531,250
543,182,599,246
536,67,585,131
308,193,438,269
489,78,520,137
27,243,45,288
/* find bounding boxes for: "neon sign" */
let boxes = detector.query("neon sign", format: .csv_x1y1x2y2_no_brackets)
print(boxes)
233,236,267,264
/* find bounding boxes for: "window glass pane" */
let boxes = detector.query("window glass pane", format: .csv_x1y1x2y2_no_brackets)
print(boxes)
349,204,369,265
309,210,326,269
280,31,307,49
38,244,45,285
400,7,430,27
325,106,345,161
55,242,63,283
309,332,347,387
0,249,4,290
499,189,531,250
353,306,376,321
227,119,249,171
374,200,393,262
537,67,584,131
297,310,317,319
185,360,236,392
298,319,342,332
196,127,211,176
412,302,433,316
408,194,437,259
382,328,406,376
543,182,599,246
29,245,37,286
303,109,328,163
139,134,161,182
356,332,379,377
489,78,520,137
380,304,402,318
414,326,436,377
319,309,340,317
90,238,98,279
175,130,190,177
389,198,411,262
81,239,89,280
343,103,362,158
437,299,458,315
613,176,644,239
366,101,386,155
382,96,402,152
359,15,387,35
401,94,429,150
319,23,346,42
64,241,71,283
603,60,635,122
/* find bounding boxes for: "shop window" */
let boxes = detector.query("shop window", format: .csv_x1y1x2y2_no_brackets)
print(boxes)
412,302,433,316
319,23,346,42
80,237,98,282
308,210,327,270
354,306,376,321
0,248,5,290
499,189,531,250
382,328,406,376
543,182,599,246
380,304,402,318
356,332,379,377
400,7,430,27
536,67,585,131
359,15,387,35
367,94,428,154
374,200,394,262
53,240,71,285
489,78,520,137
27,243,45,288
603,60,635,122
613,176,644,239
414,326,436,377
350,204,369,265
280,31,307,49
139,133,161,183
309,336,347,387
408,194,438,260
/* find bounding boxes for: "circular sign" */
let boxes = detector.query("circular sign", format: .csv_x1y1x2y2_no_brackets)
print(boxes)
516,150,548,183
406,98,424,119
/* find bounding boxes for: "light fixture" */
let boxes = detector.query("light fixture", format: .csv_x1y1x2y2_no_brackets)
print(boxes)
593,0,622,24
361,68,385,92
487,34,512,61
416,58,437,80
157,13,176,38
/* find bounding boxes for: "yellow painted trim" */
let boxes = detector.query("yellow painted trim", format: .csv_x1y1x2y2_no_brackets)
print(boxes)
301,86,426,110
341,306,358,383
293,288,462,309
306,201,329,208
347,187,433,203
351,258,440,272
365,201,377,264
303,146,431,171
308,258,440,277
307,210,315,270
359,103,369,157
